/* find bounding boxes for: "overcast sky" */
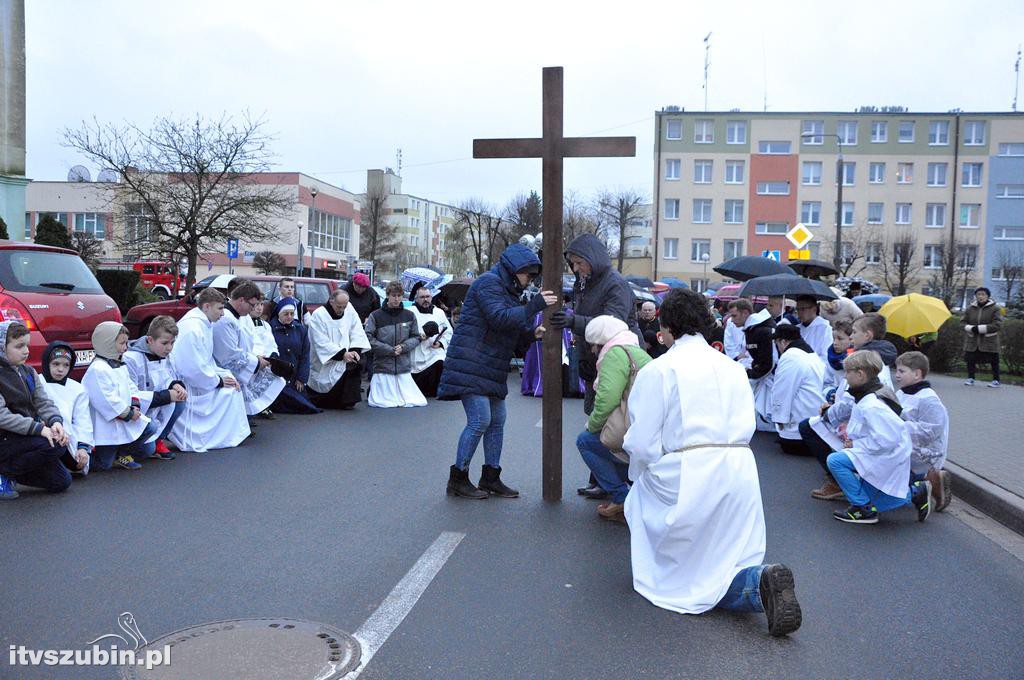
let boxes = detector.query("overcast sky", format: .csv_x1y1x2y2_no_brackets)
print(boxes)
24,0,1024,209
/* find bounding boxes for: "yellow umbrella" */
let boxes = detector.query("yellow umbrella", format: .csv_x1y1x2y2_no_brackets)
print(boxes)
879,293,951,338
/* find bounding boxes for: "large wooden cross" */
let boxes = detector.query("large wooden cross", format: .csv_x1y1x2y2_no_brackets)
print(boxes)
473,67,636,501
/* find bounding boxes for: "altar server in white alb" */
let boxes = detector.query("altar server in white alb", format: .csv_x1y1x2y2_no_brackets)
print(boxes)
122,315,187,460
623,288,802,637
40,341,92,475
212,280,285,418
168,288,250,452
82,323,160,471
408,283,450,399
307,289,371,410
246,298,280,359
770,324,825,455
793,296,833,367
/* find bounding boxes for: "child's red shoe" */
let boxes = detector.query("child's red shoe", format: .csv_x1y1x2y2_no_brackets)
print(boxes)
149,440,176,461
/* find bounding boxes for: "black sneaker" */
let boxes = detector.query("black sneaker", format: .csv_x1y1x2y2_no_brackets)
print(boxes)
759,564,802,637
833,504,879,524
912,480,932,522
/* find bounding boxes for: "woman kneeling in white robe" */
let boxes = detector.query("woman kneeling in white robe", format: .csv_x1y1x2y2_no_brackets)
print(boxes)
623,288,802,637
364,282,426,408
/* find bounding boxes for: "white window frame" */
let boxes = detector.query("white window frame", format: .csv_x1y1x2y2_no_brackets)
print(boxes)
726,121,746,144
871,120,888,143
664,237,679,259
692,199,713,224
927,162,948,187
962,162,983,187
898,121,915,143
801,201,821,226
694,119,714,144
723,239,744,260
73,212,105,239
725,160,745,184
957,245,978,269
691,239,711,263
923,244,944,269
996,184,1024,198
758,141,791,154
802,120,824,145
724,199,744,224
665,158,681,180
802,161,822,186
994,227,1024,240
841,161,855,186
755,222,789,235
666,120,682,140
867,203,884,224
925,203,946,228
869,162,885,184
959,204,981,229
895,203,912,225
756,181,790,196
964,121,985,146
841,202,854,227
865,242,882,265
838,120,858,145
897,162,914,184
929,120,950,145
664,198,680,220
998,143,1024,156
693,160,713,184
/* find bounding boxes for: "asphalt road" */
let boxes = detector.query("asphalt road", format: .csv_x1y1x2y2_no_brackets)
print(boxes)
2,379,1022,679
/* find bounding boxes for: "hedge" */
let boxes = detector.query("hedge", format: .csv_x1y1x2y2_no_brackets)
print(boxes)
95,270,147,314
1003,319,1024,375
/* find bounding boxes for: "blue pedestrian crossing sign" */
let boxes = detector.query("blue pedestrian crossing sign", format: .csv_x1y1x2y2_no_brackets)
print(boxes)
762,250,781,262
227,239,239,259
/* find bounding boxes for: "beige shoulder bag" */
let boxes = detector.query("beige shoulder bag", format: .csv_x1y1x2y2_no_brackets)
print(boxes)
600,345,641,462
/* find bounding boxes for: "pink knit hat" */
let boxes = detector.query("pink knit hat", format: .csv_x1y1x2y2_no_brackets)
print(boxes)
352,273,371,287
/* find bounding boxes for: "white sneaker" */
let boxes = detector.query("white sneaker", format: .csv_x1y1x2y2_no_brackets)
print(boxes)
989,380,1001,388
964,378,975,386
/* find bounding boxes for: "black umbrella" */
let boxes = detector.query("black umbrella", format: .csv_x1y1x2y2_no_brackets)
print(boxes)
713,256,795,282
439,277,475,305
786,259,840,279
625,275,656,289
738,274,838,300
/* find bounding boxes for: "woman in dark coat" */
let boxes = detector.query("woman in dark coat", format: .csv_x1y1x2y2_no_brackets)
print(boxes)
437,244,558,499
269,297,322,414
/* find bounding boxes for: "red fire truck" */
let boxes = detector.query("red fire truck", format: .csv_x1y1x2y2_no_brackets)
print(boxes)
98,260,185,299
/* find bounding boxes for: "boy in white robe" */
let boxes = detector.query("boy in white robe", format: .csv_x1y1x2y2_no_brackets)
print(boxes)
123,315,187,460
894,351,951,512
771,324,825,455
40,342,92,475
307,290,371,410
168,288,250,452
212,281,285,418
793,296,833,366
623,288,802,637
826,350,932,525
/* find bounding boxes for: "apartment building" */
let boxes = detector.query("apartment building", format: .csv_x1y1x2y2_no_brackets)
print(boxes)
652,109,1024,298
24,173,360,278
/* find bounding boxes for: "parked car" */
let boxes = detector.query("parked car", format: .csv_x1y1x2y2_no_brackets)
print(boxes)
0,242,121,378
123,274,341,338
712,283,768,307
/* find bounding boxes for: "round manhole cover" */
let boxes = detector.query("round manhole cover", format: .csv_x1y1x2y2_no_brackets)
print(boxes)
119,618,360,679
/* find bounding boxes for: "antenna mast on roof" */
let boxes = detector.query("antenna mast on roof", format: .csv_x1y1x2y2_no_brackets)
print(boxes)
703,33,711,112
1014,46,1021,112
396,148,403,176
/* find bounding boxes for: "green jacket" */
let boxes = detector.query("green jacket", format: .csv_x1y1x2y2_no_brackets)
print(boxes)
587,345,652,434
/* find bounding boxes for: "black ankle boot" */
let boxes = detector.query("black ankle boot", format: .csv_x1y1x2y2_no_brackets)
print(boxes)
447,465,487,499
478,465,519,498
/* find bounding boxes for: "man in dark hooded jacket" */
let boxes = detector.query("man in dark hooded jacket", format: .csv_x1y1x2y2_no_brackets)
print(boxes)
550,233,643,498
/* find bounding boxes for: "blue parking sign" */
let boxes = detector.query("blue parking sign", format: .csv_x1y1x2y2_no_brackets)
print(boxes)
227,239,239,259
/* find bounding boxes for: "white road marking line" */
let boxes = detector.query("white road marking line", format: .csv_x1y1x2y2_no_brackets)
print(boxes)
347,531,465,678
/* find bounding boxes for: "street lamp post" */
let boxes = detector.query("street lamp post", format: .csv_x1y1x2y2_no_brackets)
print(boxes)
701,251,710,292
309,186,318,279
296,221,304,277
800,131,844,270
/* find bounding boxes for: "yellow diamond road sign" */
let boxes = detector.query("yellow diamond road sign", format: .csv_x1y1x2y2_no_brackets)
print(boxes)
786,223,813,249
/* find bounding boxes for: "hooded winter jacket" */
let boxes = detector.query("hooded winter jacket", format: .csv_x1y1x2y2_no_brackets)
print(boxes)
0,322,63,438
563,234,642,382
438,244,546,400
963,300,1002,354
344,280,381,323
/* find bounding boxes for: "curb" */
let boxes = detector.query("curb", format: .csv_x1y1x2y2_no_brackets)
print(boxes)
945,461,1024,536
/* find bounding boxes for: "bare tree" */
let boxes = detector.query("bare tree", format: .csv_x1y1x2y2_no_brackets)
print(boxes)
596,188,646,273
818,224,873,278
994,244,1024,304
70,232,103,270
452,199,510,275
359,181,399,264
253,250,286,275
62,113,295,295
562,190,604,249
878,229,922,295
440,226,473,276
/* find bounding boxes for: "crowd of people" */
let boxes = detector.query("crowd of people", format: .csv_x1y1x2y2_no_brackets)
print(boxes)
0,245,967,640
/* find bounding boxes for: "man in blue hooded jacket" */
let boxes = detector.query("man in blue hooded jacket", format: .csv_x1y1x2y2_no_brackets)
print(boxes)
438,244,558,499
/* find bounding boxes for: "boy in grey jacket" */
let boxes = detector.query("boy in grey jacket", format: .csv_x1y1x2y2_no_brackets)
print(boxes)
0,321,75,499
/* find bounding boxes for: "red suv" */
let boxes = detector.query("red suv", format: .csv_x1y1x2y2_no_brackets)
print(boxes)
123,274,341,338
0,242,121,378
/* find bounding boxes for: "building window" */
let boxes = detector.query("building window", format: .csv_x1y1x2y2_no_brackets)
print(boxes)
724,199,744,224
996,184,1024,198
725,160,745,184
867,203,883,224
24,213,30,239
896,162,914,184
838,120,858,145
929,120,950,145
692,199,712,223
802,161,822,186
802,120,824,145
694,119,714,143
73,213,105,239
957,245,978,269
993,226,1024,240
664,237,679,259
691,239,711,262
665,158,680,180
962,162,983,187
756,181,790,195
723,239,744,260
308,209,353,253
964,121,985,146
726,121,746,144
869,162,885,184
895,203,912,225
691,279,709,293
871,120,888,143
841,202,854,227
898,121,915,143
926,162,947,187
694,160,713,184
664,198,680,220
666,120,682,140
923,244,943,269
840,242,856,266
866,242,882,264
998,143,1024,156
960,204,981,228
840,161,855,186
758,140,791,154
126,205,154,243
801,201,821,226
755,222,789,235
925,203,946,228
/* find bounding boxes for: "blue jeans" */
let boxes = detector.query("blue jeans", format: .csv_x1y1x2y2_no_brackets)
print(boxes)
454,395,506,469
827,451,911,511
576,430,630,503
92,422,159,471
716,565,765,612
158,401,185,440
